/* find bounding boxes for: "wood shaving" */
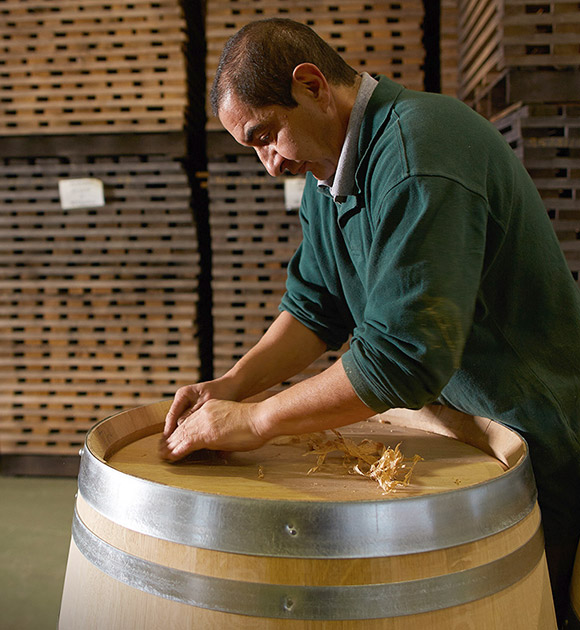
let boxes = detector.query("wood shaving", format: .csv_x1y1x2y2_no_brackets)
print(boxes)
302,429,422,494
257,465,264,479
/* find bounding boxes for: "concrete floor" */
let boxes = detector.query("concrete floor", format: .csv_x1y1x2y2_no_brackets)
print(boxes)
0,476,78,630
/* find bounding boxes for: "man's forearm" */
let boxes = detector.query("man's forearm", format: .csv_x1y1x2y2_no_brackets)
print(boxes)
161,322,375,460
222,310,328,400
254,357,377,439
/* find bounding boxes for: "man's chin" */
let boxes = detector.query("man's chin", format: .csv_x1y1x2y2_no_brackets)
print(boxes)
295,162,312,177
311,166,336,182
287,161,335,181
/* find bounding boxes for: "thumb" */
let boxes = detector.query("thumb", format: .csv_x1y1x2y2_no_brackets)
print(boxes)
164,389,197,437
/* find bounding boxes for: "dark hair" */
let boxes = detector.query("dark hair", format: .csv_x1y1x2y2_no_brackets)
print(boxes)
210,18,357,116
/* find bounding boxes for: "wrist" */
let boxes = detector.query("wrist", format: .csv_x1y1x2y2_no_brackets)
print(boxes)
212,373,246,401
219,364,275,402
250,398,283,442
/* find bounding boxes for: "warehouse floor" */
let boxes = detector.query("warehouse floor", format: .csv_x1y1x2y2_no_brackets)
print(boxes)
0,476,78,630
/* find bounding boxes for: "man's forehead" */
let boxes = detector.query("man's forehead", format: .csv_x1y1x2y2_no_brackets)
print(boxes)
218,93,248,137
219,89,243,114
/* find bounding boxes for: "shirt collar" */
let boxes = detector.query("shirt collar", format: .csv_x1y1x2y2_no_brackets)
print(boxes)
317,72,378,202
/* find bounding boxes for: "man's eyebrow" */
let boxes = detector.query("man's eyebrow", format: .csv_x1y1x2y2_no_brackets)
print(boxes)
244,123,266,144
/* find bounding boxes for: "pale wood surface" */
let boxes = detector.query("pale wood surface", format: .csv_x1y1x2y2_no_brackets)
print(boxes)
91,400,525,502
107,423,506,501
60,553,556,630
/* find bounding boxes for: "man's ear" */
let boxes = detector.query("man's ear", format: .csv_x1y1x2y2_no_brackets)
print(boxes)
291,63,330,107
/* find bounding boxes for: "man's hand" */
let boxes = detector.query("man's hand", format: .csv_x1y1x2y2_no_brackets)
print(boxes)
160,312,330,460
159,357,375,462
159,399,267,462
163,380,238,439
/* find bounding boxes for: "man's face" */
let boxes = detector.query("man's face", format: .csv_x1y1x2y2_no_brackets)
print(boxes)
219,84,341,181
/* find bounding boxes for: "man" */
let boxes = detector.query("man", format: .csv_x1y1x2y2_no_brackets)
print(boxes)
160,18,580,624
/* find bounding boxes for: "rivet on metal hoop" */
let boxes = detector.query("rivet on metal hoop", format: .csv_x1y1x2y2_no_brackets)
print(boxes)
285,524,298,537
282,596,295,613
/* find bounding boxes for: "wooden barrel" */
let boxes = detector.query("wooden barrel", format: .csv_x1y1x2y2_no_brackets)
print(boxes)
570,543,580,628
58,401,557,629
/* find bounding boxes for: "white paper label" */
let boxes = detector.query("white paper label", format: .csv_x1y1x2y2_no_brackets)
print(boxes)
58,178,105,210
284,177,306,210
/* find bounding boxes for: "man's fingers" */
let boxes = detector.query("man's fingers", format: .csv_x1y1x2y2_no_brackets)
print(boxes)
164,392,195,436
164,390,209,437
164,403,182,436
163,410,180,437
162,423,202,461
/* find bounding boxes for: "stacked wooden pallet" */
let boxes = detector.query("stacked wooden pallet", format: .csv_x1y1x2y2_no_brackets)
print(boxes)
0,153,201,456
208,149,347,385
205,0,425,129
452,0,580,285
457,0,580,114
0,0,187,135
0,152,201,457
493,102,580,286
0,1,205,470
441,0,460,96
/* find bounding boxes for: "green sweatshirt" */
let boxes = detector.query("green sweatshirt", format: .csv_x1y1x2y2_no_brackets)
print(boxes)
280,76,580,541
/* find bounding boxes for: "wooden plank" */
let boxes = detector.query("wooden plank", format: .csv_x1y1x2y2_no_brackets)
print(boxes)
0,355,200,368
441,0,460,97
507,69,580,105
1,0,179,9
0,132,187,158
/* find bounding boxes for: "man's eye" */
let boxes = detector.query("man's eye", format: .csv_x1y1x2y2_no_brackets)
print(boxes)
259,134,270,144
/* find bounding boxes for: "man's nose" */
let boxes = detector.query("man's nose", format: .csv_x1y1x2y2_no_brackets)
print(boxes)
256,146,283,177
